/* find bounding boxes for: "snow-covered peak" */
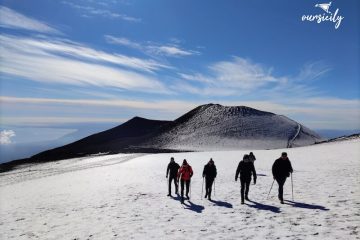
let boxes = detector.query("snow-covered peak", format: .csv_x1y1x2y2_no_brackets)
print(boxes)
194,103,273,116
3,103,322,165
145,104,322,151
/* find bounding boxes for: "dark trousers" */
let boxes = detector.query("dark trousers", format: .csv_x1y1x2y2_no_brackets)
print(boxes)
276,177,287,201
180,179,190,197
240,177,251,201
205,177,215,198
168,175,178,195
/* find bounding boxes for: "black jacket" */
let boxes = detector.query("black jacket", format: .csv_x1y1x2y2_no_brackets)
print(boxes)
167,162,180,177
203,164,217,179
272,158,293,179
235,161,256,180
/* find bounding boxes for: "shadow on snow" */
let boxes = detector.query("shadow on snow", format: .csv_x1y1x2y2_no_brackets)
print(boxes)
256,173,267,177
209,199,233,208
285,200,330,211
183,201,205,213
171,195,205,213
170,195,181,201
246,200,281,213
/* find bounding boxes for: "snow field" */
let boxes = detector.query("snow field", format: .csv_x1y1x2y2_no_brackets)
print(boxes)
0,139,359,239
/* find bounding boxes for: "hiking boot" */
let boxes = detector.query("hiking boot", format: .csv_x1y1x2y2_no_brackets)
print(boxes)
280,200,284,204
181,197,184,204
204,194,208,198
186,195,190,200
167,193,171,197
245,196,250,201
241,200,244,204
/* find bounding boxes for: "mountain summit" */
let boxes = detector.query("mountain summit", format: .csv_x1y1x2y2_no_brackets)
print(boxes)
30,104,322,162
141,103,321,151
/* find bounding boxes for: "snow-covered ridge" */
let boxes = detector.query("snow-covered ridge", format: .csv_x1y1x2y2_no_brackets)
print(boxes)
316,133,360,144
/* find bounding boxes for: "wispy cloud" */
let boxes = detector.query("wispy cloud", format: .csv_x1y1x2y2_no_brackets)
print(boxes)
0,130,16,144
295,61,332,82
0,34,171,93
147,45,197,57
0,96,197,113
1,117,127,125
105,35,200,57
172,57,284,96
0,6,61,34
0,35,169,72
105,36,142,49
62,1,141,22
175,56,330,97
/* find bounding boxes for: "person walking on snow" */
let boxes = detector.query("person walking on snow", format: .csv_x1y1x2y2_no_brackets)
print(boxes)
177,159,193,203
202,158,217,200
166,157,180,196
235,154,257,204
272,152,293,204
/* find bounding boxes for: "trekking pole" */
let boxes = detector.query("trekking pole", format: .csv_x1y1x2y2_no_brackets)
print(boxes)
239,179,241,197
166,176,169,195
214,179,216,197
201,177,204,199
267,179,275,199
291,173,294,201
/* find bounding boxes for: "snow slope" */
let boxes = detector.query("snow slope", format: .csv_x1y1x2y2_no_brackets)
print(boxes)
144,104,322,151
0,139,359,239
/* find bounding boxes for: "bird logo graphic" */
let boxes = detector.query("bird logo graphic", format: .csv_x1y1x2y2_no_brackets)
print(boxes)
315,2,332,14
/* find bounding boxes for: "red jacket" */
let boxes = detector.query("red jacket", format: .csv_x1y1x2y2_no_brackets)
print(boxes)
177,164,193,181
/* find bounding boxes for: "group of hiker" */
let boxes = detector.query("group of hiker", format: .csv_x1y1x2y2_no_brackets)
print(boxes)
166,152,293,204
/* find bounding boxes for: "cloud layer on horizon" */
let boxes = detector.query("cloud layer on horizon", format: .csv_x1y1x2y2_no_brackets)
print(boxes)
1,96,359,130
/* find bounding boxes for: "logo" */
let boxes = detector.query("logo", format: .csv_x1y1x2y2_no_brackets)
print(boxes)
302,1,344,29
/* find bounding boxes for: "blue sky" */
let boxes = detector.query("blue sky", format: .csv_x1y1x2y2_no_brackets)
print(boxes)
0,0,359,146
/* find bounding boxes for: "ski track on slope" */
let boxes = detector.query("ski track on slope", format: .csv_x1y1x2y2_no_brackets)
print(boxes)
0,140,359,240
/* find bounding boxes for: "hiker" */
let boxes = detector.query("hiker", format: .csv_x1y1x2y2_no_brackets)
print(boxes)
166,157,180,196
249,152,256,162
177,159,193,203
235,154,257,204
272,152,293,204
202,158,217,200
